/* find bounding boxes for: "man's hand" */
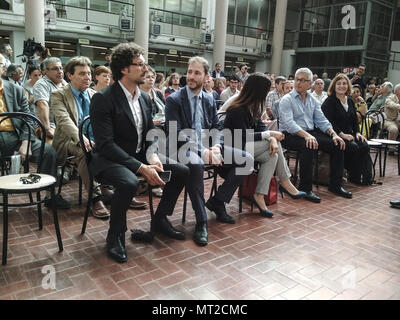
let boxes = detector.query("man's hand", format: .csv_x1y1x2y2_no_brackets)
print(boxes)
305,134,318,149
341,133,354,142
45,127,54,139
203,148,223,166
82,136,94,152
356,132,367,142
269,131,285,142
148,153,163,172
138,164,165,186
269,137,279,155
18,140,32,163
332,134,346,150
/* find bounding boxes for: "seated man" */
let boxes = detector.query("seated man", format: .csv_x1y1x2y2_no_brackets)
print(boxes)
90,42,189,263
383,84,400,141
0,54,70,209
279,67,351,203
166,56,252,247
52,56,112,219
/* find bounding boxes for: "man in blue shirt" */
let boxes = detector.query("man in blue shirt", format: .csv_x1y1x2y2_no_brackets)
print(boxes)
279,67,351,203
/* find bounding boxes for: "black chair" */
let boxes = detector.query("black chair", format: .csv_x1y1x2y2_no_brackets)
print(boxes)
78,116,158,234
57,156,83,205
0,112,63,265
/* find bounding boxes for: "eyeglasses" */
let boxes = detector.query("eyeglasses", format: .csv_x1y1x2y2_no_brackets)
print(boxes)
131,62,148,69
295,78,311,83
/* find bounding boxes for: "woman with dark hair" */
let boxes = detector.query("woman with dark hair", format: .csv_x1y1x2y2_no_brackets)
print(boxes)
23,66,42,114
321,73,372,185
223,73,305,217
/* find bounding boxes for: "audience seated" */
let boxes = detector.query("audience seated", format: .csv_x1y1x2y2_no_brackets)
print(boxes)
383,83,400,143
321,74,372,185
0,54,70,209
223,73,305,217
279,67,351,203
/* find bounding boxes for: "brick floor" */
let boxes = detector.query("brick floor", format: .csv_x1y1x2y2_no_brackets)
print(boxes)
1,155,400,300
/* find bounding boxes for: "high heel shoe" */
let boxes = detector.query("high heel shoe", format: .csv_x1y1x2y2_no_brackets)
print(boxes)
251,196,273,218
279,185,307,199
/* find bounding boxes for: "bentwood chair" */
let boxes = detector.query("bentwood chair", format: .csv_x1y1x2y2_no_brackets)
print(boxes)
0,112,63,265
79,116,159,235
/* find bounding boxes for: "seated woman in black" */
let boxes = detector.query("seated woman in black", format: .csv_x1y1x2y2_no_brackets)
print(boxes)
223,73,305,217
321,73,372,185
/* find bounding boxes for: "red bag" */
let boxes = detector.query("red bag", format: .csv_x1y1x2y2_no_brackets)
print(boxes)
239,173,278,205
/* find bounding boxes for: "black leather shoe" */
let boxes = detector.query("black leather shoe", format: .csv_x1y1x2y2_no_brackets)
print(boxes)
303,191,321,203
106,233,127,263
328,186,352,199
152,217,185,240
193,222,208,246
206,197,235,224
390,200,400,209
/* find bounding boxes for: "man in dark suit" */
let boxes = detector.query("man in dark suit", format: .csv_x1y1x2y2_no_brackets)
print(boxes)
89,42,189,263
0,55,70,209
211,63,224,79
165,56,251,246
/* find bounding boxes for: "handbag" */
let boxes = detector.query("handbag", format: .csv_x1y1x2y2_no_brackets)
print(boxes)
239,173,278,205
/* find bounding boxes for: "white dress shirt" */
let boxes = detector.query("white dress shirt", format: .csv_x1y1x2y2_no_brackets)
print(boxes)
119,80,144,153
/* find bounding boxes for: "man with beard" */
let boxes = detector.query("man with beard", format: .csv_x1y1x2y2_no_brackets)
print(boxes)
165,56,252,246
89,42,189,263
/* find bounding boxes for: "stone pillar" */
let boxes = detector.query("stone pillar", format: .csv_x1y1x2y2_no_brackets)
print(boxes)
135,0,150,61
213,0,228,73
271,0,288,75
25,0,45,45
10,31,25,65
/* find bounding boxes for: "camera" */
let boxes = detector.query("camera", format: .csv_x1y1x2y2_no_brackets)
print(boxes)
22,38,44,59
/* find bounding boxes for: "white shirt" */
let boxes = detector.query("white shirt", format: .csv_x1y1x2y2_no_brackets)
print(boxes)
118,80,144,153
220,87,240,102
311,90,328,104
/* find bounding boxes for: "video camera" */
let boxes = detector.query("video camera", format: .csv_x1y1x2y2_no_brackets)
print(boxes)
22,38,44,59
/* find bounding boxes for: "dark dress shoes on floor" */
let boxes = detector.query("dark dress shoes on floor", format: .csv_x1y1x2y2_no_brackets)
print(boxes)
206,197,235,224
390,200,400,209
106,233,127,263
129,197,148,210
303,191,321,203
152,217,185,240
131,229,155,243
193,222,208,246
328,186,352,199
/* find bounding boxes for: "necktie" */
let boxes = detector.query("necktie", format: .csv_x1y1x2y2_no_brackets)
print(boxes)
79,91,89,123
193,95,202,146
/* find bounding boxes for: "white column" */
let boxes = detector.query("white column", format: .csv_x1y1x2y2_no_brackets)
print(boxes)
24,0,45,45
213,0,228,73
271,0,288,75
10,31,25,65
135,0,150,61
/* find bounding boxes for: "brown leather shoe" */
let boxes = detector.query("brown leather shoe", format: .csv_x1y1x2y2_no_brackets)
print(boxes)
129,197,148,209
91,200,110,219
100,185,115,205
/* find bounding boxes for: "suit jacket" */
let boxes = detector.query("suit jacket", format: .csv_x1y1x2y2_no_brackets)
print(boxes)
212,70,224,78
165,86,222,155
52,84,96,165
1,80,32,141
384,94,400,122
89,82,156,177
321,95,359,136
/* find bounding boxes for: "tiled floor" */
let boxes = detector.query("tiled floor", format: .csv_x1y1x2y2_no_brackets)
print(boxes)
1,156,400,300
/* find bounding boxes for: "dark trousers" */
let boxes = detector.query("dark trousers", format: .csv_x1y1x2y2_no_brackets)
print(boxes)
184,145,252,223
282,130,344,192
344,140,370,182
95,153,189,236
0,131,57,177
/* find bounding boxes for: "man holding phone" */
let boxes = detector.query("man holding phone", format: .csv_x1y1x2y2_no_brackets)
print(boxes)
90,42,189,263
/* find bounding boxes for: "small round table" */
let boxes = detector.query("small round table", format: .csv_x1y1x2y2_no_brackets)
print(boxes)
370,139,400,177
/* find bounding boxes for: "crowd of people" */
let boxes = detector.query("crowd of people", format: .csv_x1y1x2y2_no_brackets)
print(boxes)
1,41,400,264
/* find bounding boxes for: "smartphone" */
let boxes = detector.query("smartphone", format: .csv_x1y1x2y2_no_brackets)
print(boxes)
158,170,171,183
